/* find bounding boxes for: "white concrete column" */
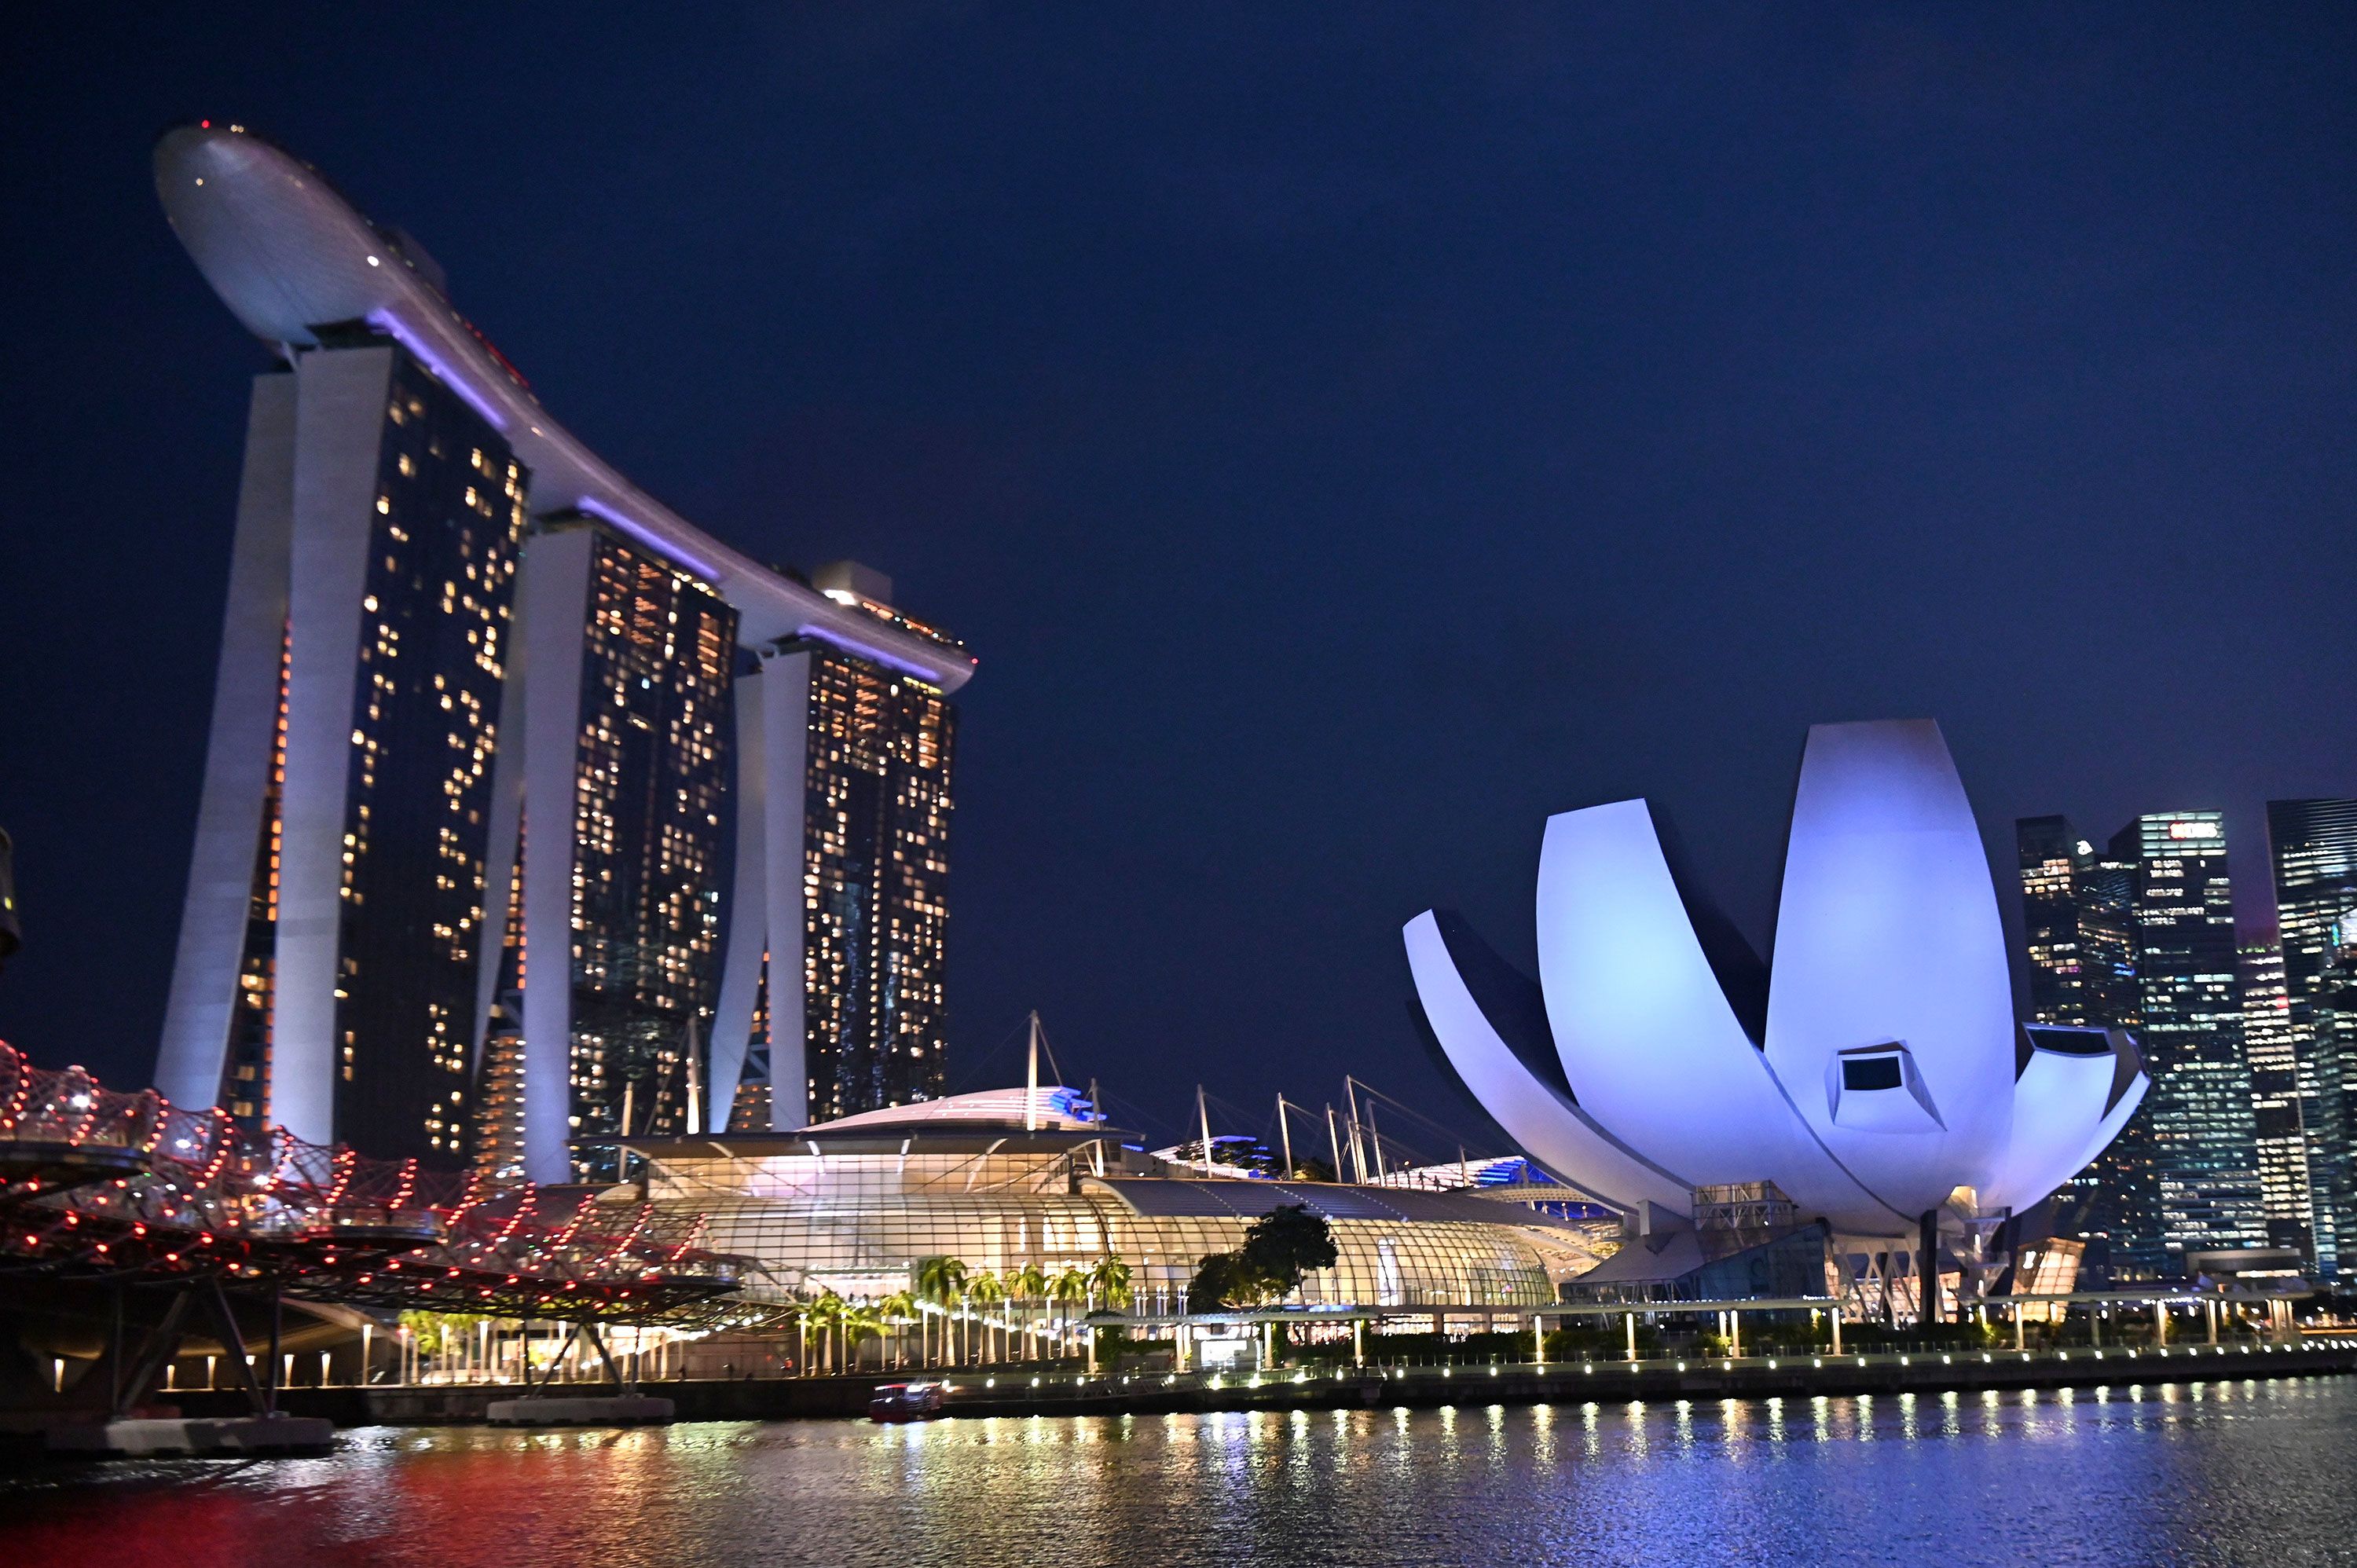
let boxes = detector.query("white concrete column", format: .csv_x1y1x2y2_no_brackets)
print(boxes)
472,577,528,1072
759,649,811,1131
156,372,296,1110
516,528,596,1183
273,347,396,1148
706,668,768,1130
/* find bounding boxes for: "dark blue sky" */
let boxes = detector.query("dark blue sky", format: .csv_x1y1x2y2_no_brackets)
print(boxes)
3,5,2353,1157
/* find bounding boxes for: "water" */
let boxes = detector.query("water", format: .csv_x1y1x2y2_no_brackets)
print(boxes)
7,1376,2355,1566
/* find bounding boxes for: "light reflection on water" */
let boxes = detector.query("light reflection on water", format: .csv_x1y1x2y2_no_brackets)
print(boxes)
4,1376,2354,1566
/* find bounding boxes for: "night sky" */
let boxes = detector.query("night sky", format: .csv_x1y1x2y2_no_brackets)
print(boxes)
4,6,2354,1159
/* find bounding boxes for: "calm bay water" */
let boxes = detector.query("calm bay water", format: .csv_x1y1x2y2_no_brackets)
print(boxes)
7,1376,2356,1566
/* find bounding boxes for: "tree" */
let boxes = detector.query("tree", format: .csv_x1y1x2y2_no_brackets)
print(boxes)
1186,1205,1337,1312
913,1257,968,1368
878,1291,918,1369
1187,1250,1261,1313
971,1272,1007,1363
1241,1203,1337,1293
799,1291,847,1375
1014,1262,1049,1357
841,1306,884,1372
1088,1256,1133,1312
1051,1266,1090,1355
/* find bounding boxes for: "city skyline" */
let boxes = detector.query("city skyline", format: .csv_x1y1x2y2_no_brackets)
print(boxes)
5,7,2355,1150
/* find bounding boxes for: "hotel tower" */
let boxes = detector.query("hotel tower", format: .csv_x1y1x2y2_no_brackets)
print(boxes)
149,124,973,1181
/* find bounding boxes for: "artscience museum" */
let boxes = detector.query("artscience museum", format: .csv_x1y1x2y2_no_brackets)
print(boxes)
1406,720,2151,1314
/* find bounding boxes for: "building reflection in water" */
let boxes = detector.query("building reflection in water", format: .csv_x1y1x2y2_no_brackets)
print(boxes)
1,1379,2347,1566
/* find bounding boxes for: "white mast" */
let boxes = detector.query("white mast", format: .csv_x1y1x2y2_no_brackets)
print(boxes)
1277,1094,1294,1179
684,1015,704,1135
1325,1104,1345,1181
1197,1084,1215,1174
1025,1010,1041,1133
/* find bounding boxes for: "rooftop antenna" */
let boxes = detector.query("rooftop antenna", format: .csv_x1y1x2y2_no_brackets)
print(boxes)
1277,1094,1295,1180
1197,1084,1215,1174
1025,1010,1041,1133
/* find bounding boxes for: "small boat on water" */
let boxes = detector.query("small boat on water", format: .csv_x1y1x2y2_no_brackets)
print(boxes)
868,1381,947,1422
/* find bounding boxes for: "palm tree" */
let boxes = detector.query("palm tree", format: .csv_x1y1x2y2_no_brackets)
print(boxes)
801,1291,846,1375
913,1257,968,1368
1013,1263,1049,1359
841,1306,884,1373
1051,1266,1090,1358
878,1291,918,1369
1088,1256,1133,1313
970,1272,1007,1364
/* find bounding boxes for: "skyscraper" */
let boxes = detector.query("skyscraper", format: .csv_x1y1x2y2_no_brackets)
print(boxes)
2016,816,2150,1271
151,124,975,1180
2109,812,2267,1272
155,338,526,1163
478,518,741,1180
2241,942,2319,1263
710,563,962,1136
2264,797,2357,1275
2017,817,2136,1028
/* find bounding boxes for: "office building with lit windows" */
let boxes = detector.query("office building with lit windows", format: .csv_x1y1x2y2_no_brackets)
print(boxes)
2241,943,2319,1264
149,123,974,1180
2017,817,2137,1030
2013,811,2271,1276
2014,816,2151,1270
152,329,526,1162
756,612,958,1128
2264,797,2357,1275
2110,812,2267,1272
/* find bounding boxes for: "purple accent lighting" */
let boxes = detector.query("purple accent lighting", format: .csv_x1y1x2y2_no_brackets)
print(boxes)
363,310,509,433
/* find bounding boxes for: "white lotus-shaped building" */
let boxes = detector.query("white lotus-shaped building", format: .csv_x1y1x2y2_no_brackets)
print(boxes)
1405,719,2146,1239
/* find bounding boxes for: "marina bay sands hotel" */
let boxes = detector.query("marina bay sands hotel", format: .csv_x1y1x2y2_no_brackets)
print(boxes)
148,124,975,1182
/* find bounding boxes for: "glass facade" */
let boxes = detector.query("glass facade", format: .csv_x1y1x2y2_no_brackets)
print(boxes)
2015,815,2148,1267
336,350,525,1163
221,626,289,1133
2241,942,2317,1262
636,1138,1604,1311
221,342,526,1165
797,646,957,1122
2264,797,2357,1277
2110,812,2266,1272
560,528,738,1180
2017,816,2136,1028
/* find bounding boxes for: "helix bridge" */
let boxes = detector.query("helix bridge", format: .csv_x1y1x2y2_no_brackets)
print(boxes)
0,1038,752,1421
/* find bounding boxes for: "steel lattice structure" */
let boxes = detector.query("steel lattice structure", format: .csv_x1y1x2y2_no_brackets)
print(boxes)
0,1039,744,1322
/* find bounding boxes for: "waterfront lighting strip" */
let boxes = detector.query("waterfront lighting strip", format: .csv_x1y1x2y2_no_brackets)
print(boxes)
898,1337,2347,1404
